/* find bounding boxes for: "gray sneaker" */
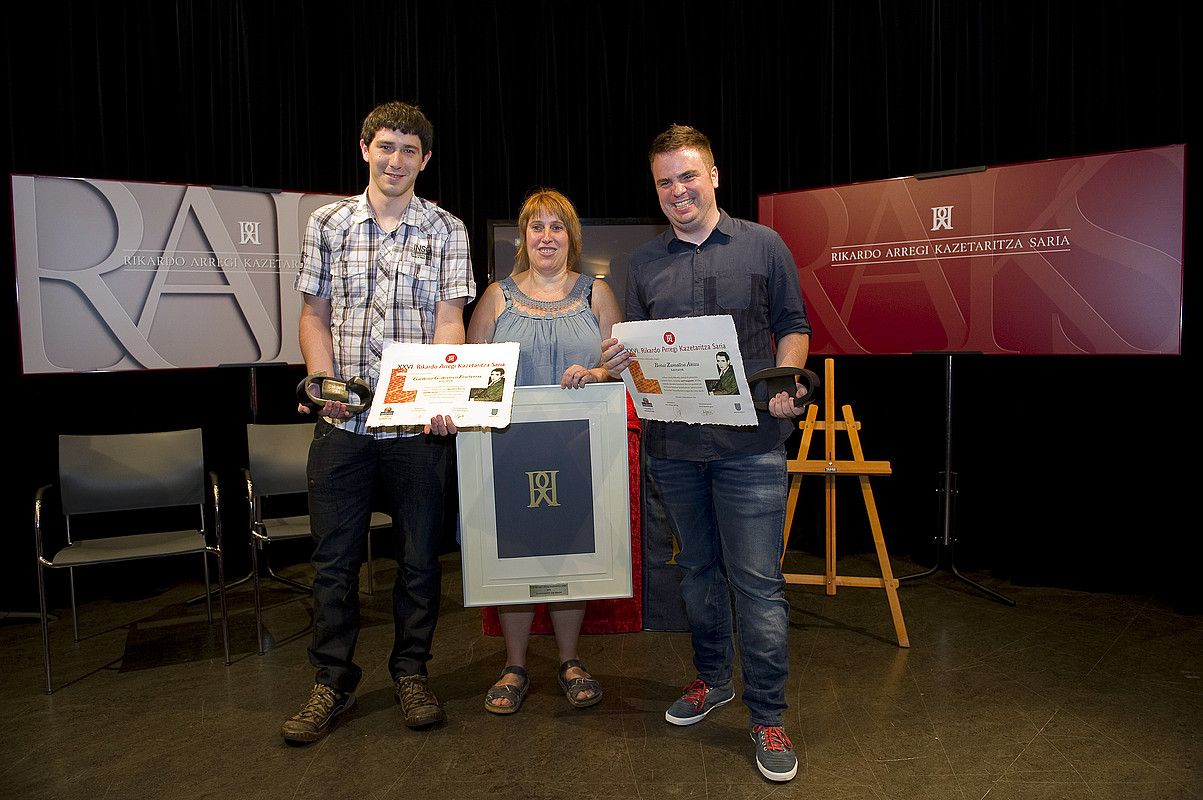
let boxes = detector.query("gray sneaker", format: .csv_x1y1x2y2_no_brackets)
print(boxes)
281,683,356,743
750,724,798,781
665,678,735,726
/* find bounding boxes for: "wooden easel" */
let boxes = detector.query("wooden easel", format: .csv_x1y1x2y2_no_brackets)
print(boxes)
782,358,909,647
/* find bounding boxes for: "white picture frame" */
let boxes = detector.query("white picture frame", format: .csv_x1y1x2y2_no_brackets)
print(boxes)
456,382,632,607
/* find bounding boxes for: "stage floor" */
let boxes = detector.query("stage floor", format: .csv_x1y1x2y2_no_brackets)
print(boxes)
4,551,1201,799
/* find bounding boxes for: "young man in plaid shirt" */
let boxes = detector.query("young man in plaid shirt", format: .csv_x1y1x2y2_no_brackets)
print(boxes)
282,101,475,743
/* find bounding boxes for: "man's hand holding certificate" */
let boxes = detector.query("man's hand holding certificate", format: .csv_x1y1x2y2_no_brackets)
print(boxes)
367,342,521,429
611,315,757,426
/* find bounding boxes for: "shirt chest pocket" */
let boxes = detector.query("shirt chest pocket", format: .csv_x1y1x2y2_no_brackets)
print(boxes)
398,235,440,284
331,256,371,309
714,269,770,315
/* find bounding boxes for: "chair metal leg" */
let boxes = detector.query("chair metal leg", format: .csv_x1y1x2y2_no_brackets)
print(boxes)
251,539,266,656
38,564,52,694
201,550,213,624
186,571,255,604
214,550,230,666
366,530,374,596
69,568,79,643
250,541,311,656
265,563,312,593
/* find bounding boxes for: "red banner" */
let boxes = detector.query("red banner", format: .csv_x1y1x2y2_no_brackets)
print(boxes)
759,145,1184,355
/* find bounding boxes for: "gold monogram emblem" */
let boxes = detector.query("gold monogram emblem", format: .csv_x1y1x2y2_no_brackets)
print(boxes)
526,470,560,508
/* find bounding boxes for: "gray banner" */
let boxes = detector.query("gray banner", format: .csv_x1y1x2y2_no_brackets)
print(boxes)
12,174,345,373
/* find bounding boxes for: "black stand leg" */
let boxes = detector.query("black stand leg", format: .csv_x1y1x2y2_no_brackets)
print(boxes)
898,354,1015,606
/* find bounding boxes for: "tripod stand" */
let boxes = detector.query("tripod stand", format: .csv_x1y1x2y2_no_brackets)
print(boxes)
898,354,1015,606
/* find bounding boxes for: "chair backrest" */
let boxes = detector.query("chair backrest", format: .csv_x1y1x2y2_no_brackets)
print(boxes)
246,423,313,497
58,429,205,515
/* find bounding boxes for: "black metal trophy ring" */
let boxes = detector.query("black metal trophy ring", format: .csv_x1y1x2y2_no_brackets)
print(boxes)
747,366,820,412
296,374,373,416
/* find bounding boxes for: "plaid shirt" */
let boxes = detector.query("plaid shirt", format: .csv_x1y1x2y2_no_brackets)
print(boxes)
295,191,476,437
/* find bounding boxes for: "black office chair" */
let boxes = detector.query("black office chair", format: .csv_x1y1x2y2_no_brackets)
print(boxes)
245,423,391,654
33,428,230,694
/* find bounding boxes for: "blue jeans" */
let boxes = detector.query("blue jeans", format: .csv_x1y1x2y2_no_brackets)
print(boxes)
647,448,789,726
306,421,451,694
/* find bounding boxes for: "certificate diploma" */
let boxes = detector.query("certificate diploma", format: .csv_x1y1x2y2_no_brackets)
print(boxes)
367,341,521,429
612,315,757,426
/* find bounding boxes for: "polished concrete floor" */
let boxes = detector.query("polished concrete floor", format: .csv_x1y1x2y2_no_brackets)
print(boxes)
4,551,1202,800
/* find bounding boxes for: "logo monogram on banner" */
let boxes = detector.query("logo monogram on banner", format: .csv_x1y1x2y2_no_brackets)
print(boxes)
526,470,561,508
931,205,954,231
238,220,261,245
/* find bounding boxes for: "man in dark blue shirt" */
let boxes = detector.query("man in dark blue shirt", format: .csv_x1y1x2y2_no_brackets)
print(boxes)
603,124,810,782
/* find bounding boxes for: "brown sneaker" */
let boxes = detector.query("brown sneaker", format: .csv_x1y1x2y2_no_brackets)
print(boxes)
281,683,356,743
395,674,446,729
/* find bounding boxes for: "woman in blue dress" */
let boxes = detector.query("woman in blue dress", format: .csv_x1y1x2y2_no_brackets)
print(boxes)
466,188,622,714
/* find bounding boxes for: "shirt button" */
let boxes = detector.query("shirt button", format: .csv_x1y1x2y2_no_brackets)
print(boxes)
695,246,702,254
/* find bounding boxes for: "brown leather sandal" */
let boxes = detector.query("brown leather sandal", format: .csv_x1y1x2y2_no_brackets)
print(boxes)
558,659,602,708
484,665,529,715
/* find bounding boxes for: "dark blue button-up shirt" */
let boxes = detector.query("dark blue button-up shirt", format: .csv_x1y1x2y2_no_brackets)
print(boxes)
626,210,811,460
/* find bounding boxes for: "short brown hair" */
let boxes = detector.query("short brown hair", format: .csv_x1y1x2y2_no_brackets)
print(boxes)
648,124,714,169
360,101,433,154
513,189,583,274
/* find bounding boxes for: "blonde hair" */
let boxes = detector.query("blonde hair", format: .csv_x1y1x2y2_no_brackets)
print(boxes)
512,188,583,274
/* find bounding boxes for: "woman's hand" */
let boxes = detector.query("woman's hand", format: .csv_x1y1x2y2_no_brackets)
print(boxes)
561,364,603,389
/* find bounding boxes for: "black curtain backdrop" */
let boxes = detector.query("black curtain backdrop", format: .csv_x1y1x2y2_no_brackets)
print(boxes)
3,1,1194,612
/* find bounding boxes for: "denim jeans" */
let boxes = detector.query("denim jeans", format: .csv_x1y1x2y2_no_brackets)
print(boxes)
306,421,451,694
646,448,789,726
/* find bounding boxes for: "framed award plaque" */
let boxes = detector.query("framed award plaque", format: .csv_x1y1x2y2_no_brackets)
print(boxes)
456,383,632,607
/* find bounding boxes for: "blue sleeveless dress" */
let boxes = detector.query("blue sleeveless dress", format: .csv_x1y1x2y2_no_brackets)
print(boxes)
493,273,602,386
